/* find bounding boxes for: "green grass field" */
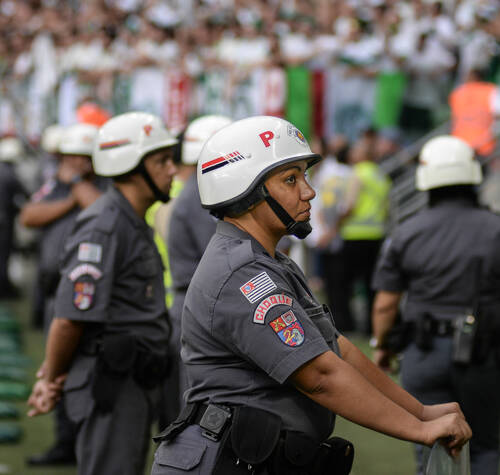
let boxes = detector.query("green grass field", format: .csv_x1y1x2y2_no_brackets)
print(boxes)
1,296,417,475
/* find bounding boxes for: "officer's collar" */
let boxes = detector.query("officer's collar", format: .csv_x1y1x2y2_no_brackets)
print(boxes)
109,186,149,230
216,221,271,257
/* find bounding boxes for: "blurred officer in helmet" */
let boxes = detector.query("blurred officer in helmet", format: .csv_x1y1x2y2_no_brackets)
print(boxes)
372,135,500,474
163,114,232,426
27,112,177,475
22,123,107,466
151,117,471,475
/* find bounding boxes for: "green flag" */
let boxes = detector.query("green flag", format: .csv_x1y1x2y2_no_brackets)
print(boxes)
286,66,312,140
373,72,407,129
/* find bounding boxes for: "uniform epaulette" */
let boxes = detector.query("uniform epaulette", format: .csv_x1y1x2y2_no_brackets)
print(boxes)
227,239,254,272
76,198,119,234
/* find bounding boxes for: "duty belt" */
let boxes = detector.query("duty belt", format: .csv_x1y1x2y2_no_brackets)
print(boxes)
407,318,454,337
153,402,232,444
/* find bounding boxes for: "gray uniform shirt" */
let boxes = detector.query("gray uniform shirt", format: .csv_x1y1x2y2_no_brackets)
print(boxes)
182,221,340,442
372,198,500,318
54,186,169,353
167,174,217,292
34,176,109,295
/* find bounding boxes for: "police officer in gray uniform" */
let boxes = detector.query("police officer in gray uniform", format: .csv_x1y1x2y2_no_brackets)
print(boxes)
165,115,232,424
21,124,106,467
21,124,106,332
371,135,500,475
27,112,178,475
152,117,472,475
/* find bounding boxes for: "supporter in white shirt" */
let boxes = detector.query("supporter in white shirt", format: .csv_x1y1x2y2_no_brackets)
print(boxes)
280,18,315,65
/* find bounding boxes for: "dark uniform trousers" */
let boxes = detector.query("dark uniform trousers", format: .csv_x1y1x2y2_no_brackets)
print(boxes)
65,354,161,475
401,339,500,475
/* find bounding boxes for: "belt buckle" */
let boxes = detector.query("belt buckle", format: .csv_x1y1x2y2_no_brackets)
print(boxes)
199,404,232,441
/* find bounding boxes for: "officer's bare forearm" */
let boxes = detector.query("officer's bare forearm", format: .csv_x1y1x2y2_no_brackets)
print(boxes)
44,318,84,382
292,351,426,444
372,291,401,343
338,336,424,420
71,181,102,208
20,198,76,228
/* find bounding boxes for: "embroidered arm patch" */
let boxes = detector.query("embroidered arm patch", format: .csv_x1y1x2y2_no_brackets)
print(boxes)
253,294,293,324
269,310,304,347
240,272,277,303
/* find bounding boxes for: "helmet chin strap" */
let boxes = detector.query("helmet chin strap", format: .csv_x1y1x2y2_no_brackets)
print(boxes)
137,161,170,203
261,185,312,239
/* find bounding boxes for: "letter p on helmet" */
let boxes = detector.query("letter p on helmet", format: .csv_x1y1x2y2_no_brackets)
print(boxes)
259,130,274,148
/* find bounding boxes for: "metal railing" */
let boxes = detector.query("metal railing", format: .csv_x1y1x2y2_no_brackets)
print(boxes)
381,121,451,230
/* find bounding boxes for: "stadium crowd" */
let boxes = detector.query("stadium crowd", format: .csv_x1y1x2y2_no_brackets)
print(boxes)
1,0,500,143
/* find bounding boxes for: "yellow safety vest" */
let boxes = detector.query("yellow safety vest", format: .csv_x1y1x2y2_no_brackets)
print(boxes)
145,178,184,308
340,161,391,240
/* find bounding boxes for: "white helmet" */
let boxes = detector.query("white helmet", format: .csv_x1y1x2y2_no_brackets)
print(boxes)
182,115,233,165
59,123,98,157
416,135,482,191
93,111,177,177
0,137,23,162
198,116,320,210
41,124,65,154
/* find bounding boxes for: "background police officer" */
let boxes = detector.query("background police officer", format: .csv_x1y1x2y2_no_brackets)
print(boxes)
21,123,106,467
152,117,471,475
27,112,177,475
164,114,232,425
372,135,500,475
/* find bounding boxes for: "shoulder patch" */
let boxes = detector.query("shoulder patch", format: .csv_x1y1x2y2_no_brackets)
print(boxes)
73,277,96,311
78,243,102,263
240,272,277,303
69,263,102,281
253,294,293,324
269,310,304,347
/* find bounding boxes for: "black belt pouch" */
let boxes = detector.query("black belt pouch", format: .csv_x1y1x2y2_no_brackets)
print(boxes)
214,406,281,474
91,333,137,413
313,436,354,475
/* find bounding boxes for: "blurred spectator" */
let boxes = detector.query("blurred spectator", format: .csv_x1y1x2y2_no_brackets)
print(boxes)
449,68,500,157
336,129,391,333
399,29,455,140
306,135,356,319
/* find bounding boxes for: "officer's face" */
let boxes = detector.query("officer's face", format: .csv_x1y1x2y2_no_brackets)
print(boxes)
143,147,177,196
62,154,93,176
262,160,315,229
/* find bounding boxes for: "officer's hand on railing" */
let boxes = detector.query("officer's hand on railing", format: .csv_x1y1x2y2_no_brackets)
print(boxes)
420,413,472,458
27,379,62,417
421,402,465,422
